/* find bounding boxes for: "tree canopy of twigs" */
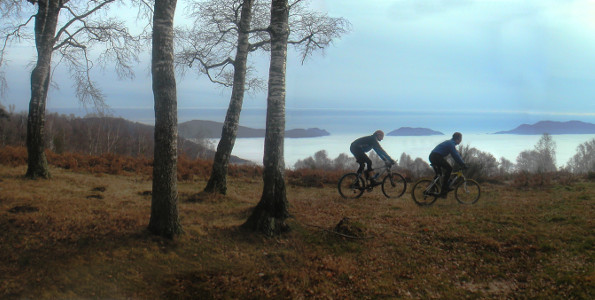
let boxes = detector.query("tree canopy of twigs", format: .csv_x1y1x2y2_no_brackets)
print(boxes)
0,0,143,111
175,0,351,90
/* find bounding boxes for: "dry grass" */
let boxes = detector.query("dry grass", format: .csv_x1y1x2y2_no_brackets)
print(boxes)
0,162,593,299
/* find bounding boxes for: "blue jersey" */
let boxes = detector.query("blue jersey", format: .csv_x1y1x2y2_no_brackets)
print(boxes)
431,139,465,165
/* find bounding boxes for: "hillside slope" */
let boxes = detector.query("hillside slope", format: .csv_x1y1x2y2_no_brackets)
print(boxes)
494,120,595,135
178,119,330,139
387,127,443,136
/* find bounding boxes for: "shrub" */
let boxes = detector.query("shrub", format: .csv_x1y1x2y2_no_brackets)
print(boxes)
457,144,498,181
0,146,27,166
398,153,432,180
516,134,557,173
286,168,342,188
553,171,575,186
511,171,554,188
294,150,357,171
566,138,595,174
228,164,262,179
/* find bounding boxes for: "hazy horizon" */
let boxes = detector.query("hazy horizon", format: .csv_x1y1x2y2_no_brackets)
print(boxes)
38,106,595,136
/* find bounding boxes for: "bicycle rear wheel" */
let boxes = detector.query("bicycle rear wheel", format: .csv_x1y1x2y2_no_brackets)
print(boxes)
338,173,365,199
411,179,439,206
455,179,480,204
381,173,407,198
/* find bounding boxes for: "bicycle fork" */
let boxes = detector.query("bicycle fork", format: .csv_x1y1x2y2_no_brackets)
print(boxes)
459,181,471,194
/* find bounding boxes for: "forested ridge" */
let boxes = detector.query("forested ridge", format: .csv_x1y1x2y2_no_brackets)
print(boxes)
178,119,330,139
0,111,248,163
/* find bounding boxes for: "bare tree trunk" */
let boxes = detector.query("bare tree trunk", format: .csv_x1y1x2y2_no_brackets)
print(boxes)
204,0,255,195
148,0,182,238
26,0,61,179
243,0,290,236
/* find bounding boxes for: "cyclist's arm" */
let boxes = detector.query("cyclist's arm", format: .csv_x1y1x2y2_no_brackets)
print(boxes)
449,143,465,166
373,141,393,162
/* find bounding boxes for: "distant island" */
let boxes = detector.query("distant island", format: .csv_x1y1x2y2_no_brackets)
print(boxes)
178,120,330,139
494,120,595,135
387,127,444,136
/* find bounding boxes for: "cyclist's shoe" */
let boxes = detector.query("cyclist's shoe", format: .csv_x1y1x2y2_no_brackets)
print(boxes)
438,192,448,198
369,179,380,186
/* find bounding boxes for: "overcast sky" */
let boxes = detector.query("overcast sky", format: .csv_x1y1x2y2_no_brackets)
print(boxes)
2,0,595,124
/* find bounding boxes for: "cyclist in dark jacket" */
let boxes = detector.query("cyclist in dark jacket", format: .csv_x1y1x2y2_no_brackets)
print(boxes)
350,130,395,182
429,132,467,197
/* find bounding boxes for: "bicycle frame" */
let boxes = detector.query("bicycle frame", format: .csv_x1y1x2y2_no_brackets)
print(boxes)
359,163,392,184
426,167,465,195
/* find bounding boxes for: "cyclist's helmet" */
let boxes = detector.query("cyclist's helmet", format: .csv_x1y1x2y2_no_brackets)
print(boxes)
374,130,384,140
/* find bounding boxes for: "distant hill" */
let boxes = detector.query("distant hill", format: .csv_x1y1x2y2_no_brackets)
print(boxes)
387,127,443,136
494,120,595,135
0,113,251,164
178,120,330,139
285,128,330,138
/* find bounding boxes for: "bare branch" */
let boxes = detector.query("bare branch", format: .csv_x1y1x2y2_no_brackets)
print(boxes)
288,0,306,9
199,56,235,87
288,2,352,64
1,0,25,19
55,0,117,44
176,0,271,87
43,2,142,105
248,39,270,52
0,3,36,99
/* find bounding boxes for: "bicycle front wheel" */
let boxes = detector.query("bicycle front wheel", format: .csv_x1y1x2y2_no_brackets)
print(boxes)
455,179,481,204
381,173,407,198
411,179,439,206
338,173,365,199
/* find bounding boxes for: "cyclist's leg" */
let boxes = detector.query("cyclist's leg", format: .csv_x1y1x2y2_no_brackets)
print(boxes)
442,162,453,191
363,154,373,178
351,148,367,175
356,161,365,175
430,153,451,194
429,153,442,178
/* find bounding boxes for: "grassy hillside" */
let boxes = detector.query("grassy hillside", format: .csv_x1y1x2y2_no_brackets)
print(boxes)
0,158,593,298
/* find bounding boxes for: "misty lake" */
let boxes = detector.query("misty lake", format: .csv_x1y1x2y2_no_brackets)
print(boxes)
222,133,594,169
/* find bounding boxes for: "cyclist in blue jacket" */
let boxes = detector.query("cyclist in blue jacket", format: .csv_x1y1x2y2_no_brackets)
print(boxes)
429,132,467,197
350,130,395,183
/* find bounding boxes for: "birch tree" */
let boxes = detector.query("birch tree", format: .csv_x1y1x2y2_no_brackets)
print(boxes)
242,0,289,236
148,0,182,238
177,0,350,195
534,133,557,172
0,0,141,179
516,133,557,173
566,138,595,173
179,0,264,195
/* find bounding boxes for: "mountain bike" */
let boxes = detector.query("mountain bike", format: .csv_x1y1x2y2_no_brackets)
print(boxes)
338,162,407,199
411,165,480,206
